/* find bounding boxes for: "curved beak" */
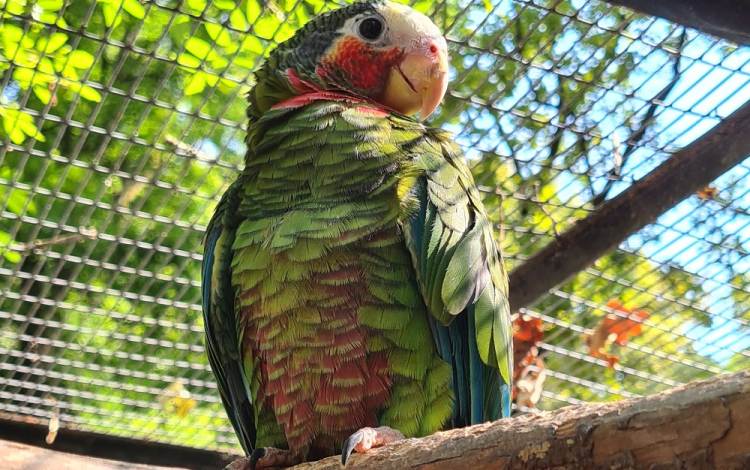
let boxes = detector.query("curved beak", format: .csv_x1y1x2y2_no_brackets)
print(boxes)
381,38,449,121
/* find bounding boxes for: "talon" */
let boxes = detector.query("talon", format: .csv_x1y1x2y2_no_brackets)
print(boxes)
341,428,366,466
341,426,405,466
249,448,267,470
240,447,300,469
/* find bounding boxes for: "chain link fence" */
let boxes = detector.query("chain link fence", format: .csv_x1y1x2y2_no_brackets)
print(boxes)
0,0,748,455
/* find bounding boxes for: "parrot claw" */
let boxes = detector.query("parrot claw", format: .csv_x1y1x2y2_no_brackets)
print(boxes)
340,426,405,466
222,448,299,470
249,447,267,470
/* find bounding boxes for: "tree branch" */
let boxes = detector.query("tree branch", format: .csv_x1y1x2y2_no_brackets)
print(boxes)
592,27,687,207
289,370,750,470
508,99,750,312
604,0,750,46
3,371,749,469
0,439,193,470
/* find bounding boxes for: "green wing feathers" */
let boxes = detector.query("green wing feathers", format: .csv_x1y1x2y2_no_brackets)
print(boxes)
403,129,512,421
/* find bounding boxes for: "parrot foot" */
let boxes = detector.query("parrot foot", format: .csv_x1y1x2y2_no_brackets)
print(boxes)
341,426,405,466
223,448,300,470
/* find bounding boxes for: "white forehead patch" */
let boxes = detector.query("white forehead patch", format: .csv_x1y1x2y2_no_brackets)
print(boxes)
376,1,443,39
338,0,444,50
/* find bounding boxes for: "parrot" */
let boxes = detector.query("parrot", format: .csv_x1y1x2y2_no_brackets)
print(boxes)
201,1,512,468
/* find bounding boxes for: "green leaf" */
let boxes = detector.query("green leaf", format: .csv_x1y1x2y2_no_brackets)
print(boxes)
102,3,123,28
7,187,35,215
210,56,228,69
219,77,238,89
245,0,260,23
3,44,20,63
38,11,60,24
185,37,217,61
1,108,45,143
42,33,68,53
79,84,102,102
2,24,24,42
122,0,146,19
38,57,56,77
229,9,248,30
33,85,52,104
69,50,95,69
4,0,26,15
224,42,238,55
66,80,101,102
9,127,24,144
177,52,201,69
253,16,279,40
184,72,206,95
12,67,34,88
0,230,21,264
9,48,34,68
186,0,207,13
240,34,263,54
37,0,64,10
16,115,40,137
232,54,255,69
211,0,236,10
61,63,79,80
2,249,21,263
274,23,295,42
2,25,24,60
204,23,231,47
203,72,218,87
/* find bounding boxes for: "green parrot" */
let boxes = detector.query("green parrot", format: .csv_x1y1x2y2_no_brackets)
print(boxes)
202,1,512,468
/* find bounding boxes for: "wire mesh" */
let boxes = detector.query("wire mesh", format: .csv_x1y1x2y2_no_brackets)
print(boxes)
0,0,748,455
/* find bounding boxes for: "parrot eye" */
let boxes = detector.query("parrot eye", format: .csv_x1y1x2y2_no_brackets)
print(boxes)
358,17,384,40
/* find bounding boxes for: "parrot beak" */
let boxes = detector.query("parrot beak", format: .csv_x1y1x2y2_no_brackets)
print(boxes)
381,37,449,121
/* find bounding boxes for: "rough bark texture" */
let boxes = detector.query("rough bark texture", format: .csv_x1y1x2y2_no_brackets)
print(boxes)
0,413,233,470
0,439,191,470
2,371,749,469
287,370,750,470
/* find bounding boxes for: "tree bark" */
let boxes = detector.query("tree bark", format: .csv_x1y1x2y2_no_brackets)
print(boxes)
2,371,748,469
0,439,192,470
292,370,750,470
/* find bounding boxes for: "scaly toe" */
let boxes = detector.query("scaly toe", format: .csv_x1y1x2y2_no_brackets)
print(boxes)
223,457,251,470
341,426,405,466
248,447,300,470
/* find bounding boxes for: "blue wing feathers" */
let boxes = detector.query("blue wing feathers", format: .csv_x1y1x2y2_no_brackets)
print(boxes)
407,176,510,426
202,226,221,315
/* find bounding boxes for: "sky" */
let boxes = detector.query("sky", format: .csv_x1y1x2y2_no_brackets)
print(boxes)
452,0,750,364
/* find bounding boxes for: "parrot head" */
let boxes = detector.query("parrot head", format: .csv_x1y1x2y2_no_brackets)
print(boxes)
254,0,449,121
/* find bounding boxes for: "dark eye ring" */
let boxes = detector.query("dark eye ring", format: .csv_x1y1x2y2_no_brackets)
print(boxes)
359,17,383,40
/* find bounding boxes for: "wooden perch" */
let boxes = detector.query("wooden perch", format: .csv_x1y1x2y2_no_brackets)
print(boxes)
0,439,193,470
286,370,750,470
2,371,748,469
